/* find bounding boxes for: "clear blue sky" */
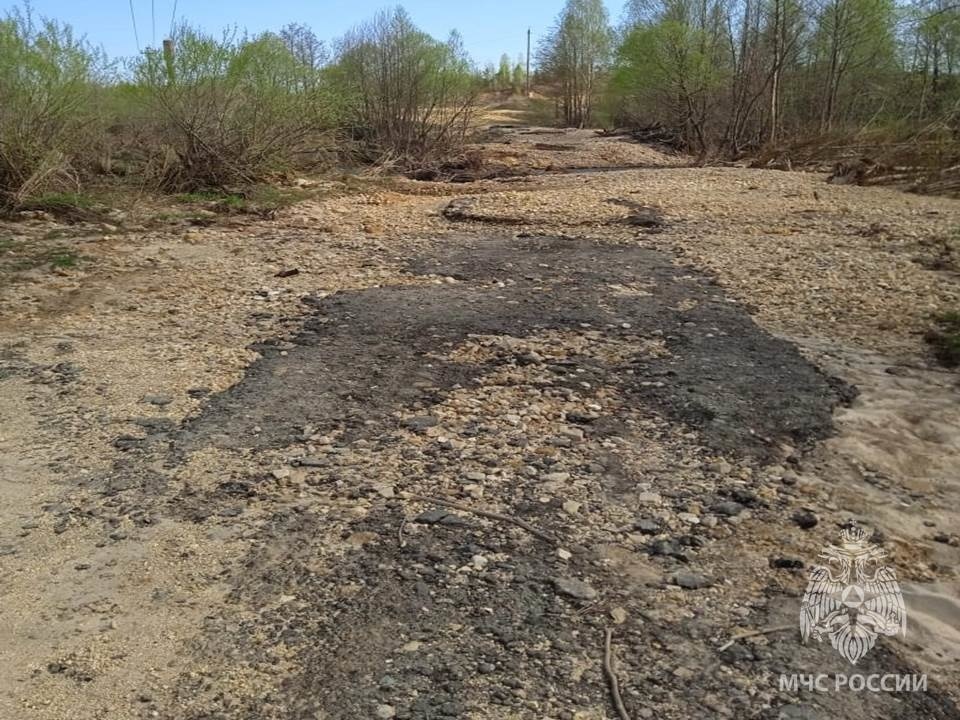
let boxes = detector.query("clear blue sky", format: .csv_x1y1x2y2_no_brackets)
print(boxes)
7,0,628,66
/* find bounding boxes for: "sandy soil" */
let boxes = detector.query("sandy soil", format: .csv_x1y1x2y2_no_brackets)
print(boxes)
1,125,958,719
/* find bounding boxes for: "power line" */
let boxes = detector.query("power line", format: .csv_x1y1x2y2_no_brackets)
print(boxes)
128,0,140,51
151,0,156,44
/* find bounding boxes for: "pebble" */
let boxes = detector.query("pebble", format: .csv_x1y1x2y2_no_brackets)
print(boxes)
670,571,713,589
552,577,598,600
792,509,818,529
712,501,745,517
402,415,439,432
636,518,661,534
770,557,805,569
375,704,396,719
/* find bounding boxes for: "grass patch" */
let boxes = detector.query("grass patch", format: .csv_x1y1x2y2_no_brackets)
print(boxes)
175,191,246,207
15,192,107,221
927,311,960,368
24,192,95,210
48,251,78,269
172,185,315,216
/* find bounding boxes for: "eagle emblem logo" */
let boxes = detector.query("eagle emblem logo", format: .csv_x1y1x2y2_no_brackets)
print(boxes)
800,524,906,664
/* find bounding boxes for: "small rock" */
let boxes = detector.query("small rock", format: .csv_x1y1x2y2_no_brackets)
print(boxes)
712,501,745,517
142,394,173,406
562,500,581,515
610,607,628,624
557,548,572,561
552,576,598,600
670,571,713,589
770,557,805,570
403,415,439,432
635,518,661,534
792,509,818,529
414,509,449,525
648,539,689,561
375,705,396,720
709,460,733,475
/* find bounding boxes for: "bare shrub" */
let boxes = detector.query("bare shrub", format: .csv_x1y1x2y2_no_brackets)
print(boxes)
133,25,341,191
0,6,103,209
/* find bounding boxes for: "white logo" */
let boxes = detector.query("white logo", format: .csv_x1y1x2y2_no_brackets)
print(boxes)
800,524,906,664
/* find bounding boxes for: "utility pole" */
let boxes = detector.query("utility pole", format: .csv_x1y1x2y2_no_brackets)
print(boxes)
525,28,531,97
163,38,175,85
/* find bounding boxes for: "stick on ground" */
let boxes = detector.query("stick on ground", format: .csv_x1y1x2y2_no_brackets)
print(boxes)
406,493,557,544
717,624,794,653
603,628,632,720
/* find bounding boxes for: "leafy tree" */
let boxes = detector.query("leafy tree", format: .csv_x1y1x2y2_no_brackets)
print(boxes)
332,8,478,162
538,0,614,126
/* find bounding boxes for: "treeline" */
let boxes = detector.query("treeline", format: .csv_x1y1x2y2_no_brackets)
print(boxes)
0,6,478,209
537,0,960,157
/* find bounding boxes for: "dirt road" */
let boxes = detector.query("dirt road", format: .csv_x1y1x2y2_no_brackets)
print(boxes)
1,127,959,719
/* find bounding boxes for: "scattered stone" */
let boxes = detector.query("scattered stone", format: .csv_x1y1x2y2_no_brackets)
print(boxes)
375,705,396,720
552,577,598,601
610,607,628,624
712,501,745,517
562,500,581,515
142,394,173,406
770,557,805,570
670,571,713,589
295,457,327,468
792,509,819,529
709,459,733,475
402,415,439,432
635,518,661,534
648,539,689,562
414,509,449,525
112,435,143,451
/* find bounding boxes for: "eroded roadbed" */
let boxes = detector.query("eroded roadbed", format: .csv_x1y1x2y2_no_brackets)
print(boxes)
180,236,847,457
70,237,959,718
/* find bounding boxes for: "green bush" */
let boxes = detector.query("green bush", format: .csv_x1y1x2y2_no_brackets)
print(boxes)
927,311,960,368
0,6,104,209
331,8,479,165
132,25,342,190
